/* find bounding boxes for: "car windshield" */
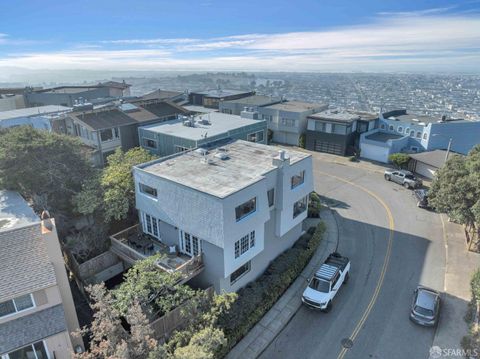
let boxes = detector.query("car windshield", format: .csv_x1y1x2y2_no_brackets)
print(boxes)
414,305,434,317
405,174,415,180
309,278,330,293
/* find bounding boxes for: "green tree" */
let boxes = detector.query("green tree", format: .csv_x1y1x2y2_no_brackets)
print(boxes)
0,126,93,214
429,148,480,229
72,171,104,216
388,153,411,169
299,134,306,149
114,255,195,318
101,147,156,222
73,284,161,359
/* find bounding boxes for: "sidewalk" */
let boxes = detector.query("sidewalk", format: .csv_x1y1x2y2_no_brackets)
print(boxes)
226,209,339,359
430,215,480,358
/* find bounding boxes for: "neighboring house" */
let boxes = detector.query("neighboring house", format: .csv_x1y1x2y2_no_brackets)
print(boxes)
259,101,328,146
138,112,267,157
0,105,72,131
360,109,480,163
219,95,283,115
0,88,26,111
188,89,255,109
25,82,131,107
0,191,83,358
408,149,454,179
141,89,188,105
59,101,188,166
305,108,378,155
128,140,313,293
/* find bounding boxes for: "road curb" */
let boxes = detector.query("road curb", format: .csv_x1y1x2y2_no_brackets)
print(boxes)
226,209,339,359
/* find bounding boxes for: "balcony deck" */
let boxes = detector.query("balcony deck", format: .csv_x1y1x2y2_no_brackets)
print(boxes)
110,224,204,284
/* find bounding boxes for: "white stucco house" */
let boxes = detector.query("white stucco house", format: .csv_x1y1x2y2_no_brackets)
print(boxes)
129,140,313,292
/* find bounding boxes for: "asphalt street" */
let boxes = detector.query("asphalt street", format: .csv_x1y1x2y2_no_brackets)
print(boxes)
260,155,446,359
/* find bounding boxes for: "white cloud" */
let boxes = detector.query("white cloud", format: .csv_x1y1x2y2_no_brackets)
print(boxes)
1,12,480,73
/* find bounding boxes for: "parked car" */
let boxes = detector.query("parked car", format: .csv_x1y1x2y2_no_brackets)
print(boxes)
410,286,441,326
413,189,429,208
302,252,350,312
384,169,422,189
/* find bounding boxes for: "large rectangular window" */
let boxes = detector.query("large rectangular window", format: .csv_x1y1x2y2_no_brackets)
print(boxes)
230,261,251,284
315,121,326,132
139,183,157,198
143,212,159,239
291,170,305,189
267,188,275,207
0,294,34,318
247,130,265,143
234,231,255,258
293,196,308,218
180,231,202,257
100,128,120,142
4,341,49,359
143,138,157,149
235,197,256,221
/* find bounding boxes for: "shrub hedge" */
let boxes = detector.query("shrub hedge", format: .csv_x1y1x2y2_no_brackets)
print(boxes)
217,221,326,357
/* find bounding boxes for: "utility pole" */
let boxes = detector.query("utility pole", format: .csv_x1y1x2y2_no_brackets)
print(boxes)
445,137,452,163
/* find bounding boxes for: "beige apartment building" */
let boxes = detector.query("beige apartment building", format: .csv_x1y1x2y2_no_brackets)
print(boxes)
0,191,83,359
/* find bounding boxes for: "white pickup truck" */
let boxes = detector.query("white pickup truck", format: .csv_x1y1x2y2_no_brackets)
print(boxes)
302,252,350,312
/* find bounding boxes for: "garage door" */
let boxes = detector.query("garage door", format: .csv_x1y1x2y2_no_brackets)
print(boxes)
314,140,344,155
360,143,389,163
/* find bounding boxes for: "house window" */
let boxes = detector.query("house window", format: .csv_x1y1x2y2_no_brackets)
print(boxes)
333,124,347,135
3,341,49,359
175,145,189,153
315,121,326,132
281,118,296,127
143,213,159,238
234,231,255,259
247,130,265,143
380,123,386,130
423,133,428,140
291,170,305,189
143,138,157,149
235,197,256,221
139,183,157,197
405,127,410,134
100,128,119,142
293,196,308,218
0,294,35,318
410,130,415,137
416,131,422,138
230,261,251,284
267,188,275,207
389,125,394,131
180,231,202,257
397,126,403,133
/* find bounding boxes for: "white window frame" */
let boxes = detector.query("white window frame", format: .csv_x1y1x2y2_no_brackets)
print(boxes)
247,130,265,143
293,196,308,219
139,183,157,198
230,261,251,285
143,138,157,149
142,212,160,239
234,231,255,259
291,170,305,189
2,340,50,359
267,188,275,208
0,293,35,319
179,231,202,257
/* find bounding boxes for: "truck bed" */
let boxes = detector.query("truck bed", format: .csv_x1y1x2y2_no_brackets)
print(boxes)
325,252,350,271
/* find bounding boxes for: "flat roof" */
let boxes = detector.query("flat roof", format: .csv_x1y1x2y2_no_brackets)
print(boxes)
192,89,253,98
0,105,71,121
0,191,39,232
138,140,310,198
264,100,327,112
141,112,265,141
222,95,283,106
184,105,218,114
309,108,377,123
365,132,404,143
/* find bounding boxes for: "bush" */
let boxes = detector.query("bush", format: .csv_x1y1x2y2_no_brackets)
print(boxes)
462,269,480,354
299,134,306,149
388,153,410,169
308,192,322,218
216,222,326,356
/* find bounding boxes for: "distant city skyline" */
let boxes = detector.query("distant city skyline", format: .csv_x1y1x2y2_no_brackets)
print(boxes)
1,0,480,78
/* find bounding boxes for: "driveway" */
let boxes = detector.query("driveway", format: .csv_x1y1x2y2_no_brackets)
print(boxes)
260,155,447,359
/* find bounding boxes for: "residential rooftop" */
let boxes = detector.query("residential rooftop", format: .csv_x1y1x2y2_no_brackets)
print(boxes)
184,105,219,114
365,132,404,143
309,108,378,123
0,190,39,232
137,140,310,198
222,94,283,106
141,112,265,141
0,105,71,121
142,89,183,101
409,149,459,168
264,100,327,112
382,109,464,124
192,89,253,98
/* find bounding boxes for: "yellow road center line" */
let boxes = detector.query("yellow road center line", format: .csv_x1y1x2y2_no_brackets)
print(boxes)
316,172,395,359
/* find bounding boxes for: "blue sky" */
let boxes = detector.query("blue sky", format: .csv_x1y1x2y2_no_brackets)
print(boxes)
1,0,480,74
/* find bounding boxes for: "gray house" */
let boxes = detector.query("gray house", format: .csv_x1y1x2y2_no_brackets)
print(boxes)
306,108,378,155
259,101,328,146
138,112,267,157
219,95,283,115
